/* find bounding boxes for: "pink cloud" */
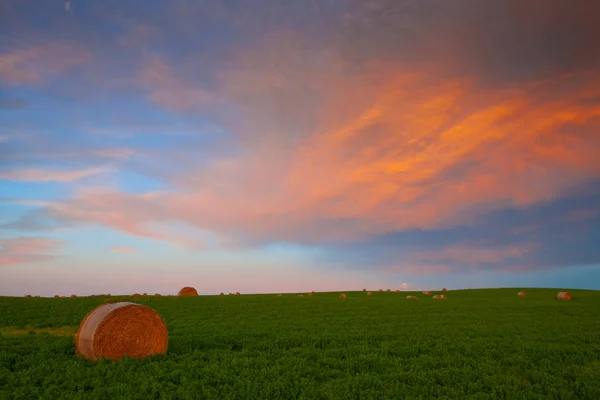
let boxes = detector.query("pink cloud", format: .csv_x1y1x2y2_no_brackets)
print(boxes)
0,237,63,266
109,246,136,253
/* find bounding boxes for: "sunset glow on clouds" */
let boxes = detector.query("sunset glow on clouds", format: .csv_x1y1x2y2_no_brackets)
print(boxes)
1,0,600,296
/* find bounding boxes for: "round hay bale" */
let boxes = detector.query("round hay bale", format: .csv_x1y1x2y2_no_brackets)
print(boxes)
75,302,168,361
71,294,77,298
235,292,240,296
177,287,198,297
442,288,447,292
518,291,526,297
25,295,32,298
406,295,419,300
432,295,447,299
339,293,347,298
307,292,313,297
154,293,161,297
378,289,383,292
142,293,147,296
386,289,391,292
367,291,372,296
228,293,233,296
394,290,400,293
132,293,141,297
362,288,367,292
557,291,571,301
54,295,59,298
422,291,431,295
219,292,224,296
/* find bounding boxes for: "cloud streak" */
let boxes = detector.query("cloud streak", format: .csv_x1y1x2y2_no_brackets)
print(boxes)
0,237,63,266
0,167,110,182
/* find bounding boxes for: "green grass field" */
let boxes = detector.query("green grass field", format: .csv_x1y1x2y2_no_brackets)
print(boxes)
1,288,599,399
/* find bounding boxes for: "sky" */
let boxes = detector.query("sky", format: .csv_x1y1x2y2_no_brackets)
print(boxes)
1,0,600,296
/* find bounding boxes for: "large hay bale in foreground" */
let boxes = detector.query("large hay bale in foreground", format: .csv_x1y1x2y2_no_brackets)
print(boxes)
557,292,571,301
177,287,198,297
76,302,168,361
518,291,526,297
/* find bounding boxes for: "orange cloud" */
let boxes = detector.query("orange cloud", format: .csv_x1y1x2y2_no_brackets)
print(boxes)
0,237,63,266
24,34,600,246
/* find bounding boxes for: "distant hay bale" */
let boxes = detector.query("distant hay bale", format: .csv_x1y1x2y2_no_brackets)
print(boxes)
71,294,77,298
557,292,571,301
143,293,147,296
339,293,347,298
106,294,111,297
276,294,282,297
132,293,141,297
386,289,391,292
378,289,383,292
362,288,367,292
307,292,313,297
235,292,240,296
54,295,59,298
518,291,526,297
406,295,419,300
228,293,234,296
432,295,447,299
442,288,447,292
367,292,372,296
75,302,168,361
298,294,303,297
422,291,432,295
219,292,224,296
177,287,198,297
25,295,32,298
395,290,400,293
154,293,161,297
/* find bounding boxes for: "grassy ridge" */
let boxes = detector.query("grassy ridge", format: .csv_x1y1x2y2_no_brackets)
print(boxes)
1,288,599,399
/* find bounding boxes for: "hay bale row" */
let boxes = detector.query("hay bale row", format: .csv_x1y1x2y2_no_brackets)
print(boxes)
76,302,168,361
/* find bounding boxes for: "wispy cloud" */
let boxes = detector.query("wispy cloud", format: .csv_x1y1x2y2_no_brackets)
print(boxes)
0,43,90,85
0,167,110,182
0,237,63,266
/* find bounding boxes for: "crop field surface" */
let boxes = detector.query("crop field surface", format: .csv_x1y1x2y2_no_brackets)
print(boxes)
1,288,599,400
